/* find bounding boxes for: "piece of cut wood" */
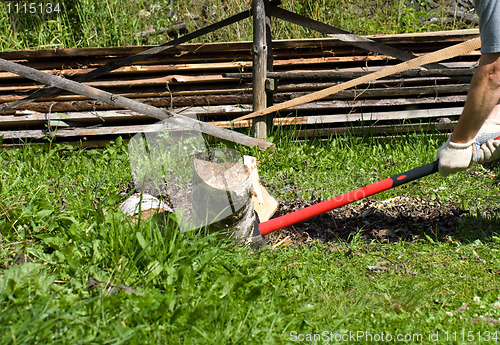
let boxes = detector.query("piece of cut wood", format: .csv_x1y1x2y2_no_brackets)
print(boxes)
120,193,173,223
244,155,278,222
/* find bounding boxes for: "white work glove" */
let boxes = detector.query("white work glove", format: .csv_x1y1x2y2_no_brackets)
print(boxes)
475,119,500,164
437,119,500,177
477,139,500,163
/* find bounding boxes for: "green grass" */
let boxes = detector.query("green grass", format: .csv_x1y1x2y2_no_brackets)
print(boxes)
0,0,477,50
1,135,500,343
0,1,495,342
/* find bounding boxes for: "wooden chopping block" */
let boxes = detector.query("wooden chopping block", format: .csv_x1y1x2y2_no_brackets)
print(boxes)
192,151,255,239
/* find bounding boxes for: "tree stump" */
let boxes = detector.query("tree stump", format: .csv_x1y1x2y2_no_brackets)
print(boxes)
192,150,256,240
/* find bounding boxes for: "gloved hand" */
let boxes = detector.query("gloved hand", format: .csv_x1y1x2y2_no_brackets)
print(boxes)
475,119,500,164
437,119,500,177
477,139,500,164
436,139,475,177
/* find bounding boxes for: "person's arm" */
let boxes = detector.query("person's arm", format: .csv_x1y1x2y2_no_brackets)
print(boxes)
437,53,500,177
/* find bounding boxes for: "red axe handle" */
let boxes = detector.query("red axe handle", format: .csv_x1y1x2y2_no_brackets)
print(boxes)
258,160,439,235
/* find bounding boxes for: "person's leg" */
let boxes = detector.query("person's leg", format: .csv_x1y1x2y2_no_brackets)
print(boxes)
451,52,500,143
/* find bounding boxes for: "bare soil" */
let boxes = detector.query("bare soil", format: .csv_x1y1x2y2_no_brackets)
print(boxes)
264,194,468,246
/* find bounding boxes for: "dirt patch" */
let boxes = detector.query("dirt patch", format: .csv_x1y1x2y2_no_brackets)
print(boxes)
264,195,468,246
118,175,499,246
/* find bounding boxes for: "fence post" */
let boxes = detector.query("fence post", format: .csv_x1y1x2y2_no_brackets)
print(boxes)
252,0,269,140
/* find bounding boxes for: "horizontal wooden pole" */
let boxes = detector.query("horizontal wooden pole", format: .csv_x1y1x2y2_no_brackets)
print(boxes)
224,68,475,81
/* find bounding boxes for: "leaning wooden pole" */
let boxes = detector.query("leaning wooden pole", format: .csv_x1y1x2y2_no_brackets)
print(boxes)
270,6,470,83
233,37,481,122
0,58,273,151
271,7,432,66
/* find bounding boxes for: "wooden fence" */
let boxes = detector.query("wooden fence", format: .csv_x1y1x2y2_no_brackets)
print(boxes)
0,29,479,146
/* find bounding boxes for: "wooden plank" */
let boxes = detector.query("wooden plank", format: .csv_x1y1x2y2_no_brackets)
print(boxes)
0,110,151,128
284,96,468,111
365,29,479,45
0,138,124,149
294,122,457,138
0,74,241,93
0,123,166,140
0,61,256,81
274,84,471,102
0,65,245,81
211,107,463,128
182,96,468,118
297,107,462,124
0,95,256,113
0,120,458,141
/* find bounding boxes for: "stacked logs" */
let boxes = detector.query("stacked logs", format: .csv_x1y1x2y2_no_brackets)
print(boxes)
0,29,479,146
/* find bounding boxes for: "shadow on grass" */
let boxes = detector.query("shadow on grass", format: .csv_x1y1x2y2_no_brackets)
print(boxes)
264,196,500,246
